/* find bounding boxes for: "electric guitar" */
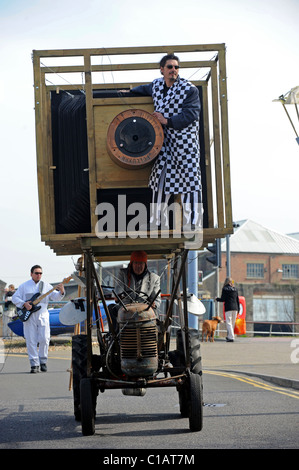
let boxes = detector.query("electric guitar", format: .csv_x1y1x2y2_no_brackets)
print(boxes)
17,276,72,322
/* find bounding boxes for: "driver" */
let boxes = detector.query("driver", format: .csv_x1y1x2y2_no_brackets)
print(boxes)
109,250,161,330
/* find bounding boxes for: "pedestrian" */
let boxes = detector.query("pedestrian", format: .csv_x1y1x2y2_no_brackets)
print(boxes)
12,265,65,373
109,251,161,331
3,284,16,337
215,277,240,342
128,54,202,229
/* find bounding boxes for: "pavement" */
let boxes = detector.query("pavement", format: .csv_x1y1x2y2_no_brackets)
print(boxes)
200,336,299,390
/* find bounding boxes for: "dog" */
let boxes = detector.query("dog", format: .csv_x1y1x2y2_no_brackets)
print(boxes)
201,316,222,342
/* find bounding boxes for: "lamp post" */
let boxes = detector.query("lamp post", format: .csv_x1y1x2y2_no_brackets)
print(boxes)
188,250,198,328
273,86,299,146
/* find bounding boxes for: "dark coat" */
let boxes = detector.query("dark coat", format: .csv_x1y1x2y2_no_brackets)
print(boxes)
216,285,240,312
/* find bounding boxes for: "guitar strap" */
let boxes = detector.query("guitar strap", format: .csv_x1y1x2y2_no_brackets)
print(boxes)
39,281,44,295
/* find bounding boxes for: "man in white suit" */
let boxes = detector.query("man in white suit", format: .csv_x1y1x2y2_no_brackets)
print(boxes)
12,265,65,373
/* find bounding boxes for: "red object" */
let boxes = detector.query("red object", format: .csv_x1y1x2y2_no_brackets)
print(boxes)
130,250,148,263
234,317,246,335
223,296,246,335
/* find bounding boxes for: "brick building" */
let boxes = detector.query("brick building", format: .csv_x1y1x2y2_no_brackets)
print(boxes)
200,219,299,335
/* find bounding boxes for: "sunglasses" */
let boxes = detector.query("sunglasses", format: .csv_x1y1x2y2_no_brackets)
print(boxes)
166,65,179,70
33,272,43,275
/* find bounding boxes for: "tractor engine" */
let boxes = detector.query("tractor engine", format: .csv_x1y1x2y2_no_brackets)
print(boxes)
118,303,159,377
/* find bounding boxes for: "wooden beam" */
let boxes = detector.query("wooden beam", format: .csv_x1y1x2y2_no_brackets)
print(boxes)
45,79,209,92
218,48,233,229
38,60,217,75
84,53,98,233
201,85,214,228
211,63,224,228
33,44,226,58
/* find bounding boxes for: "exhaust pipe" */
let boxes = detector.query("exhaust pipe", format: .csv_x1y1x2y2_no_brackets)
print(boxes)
122,388,146,396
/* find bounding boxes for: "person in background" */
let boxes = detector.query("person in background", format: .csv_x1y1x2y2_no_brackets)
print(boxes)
215,277,240,342
12,265,65,373
2,284,16,337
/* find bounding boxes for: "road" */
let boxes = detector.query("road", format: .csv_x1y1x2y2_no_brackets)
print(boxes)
0,347,298,452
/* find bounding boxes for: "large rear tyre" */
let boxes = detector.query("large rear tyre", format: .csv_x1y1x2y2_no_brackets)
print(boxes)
188,372,203,432
80,378,96,436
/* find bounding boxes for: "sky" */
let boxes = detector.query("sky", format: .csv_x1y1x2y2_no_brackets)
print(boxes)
0,0,298,287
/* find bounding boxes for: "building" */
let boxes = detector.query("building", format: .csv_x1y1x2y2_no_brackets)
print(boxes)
201,219,299,335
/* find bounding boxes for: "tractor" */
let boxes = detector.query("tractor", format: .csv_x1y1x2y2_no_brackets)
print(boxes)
71,249,203,435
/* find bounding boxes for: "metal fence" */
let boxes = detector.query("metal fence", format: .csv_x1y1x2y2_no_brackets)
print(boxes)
200,321,299,337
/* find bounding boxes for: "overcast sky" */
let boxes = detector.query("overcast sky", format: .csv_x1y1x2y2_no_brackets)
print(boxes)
0,0,298,286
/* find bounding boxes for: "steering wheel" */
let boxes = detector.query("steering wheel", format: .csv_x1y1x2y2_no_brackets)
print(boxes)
135,291,150,303
117,290,150,303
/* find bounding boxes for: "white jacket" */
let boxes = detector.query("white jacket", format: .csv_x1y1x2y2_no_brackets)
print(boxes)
12,279,64,315
115,267,161,309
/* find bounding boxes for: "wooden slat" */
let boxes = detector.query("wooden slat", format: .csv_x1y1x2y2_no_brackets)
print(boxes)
211,63,225,228
44,80,208,92
84,53,97,233
218,49,233,229
92,96,153,106
40,71,52,235
33,54,52,236
201,85,214,228
33,44,226,58
45,87,56,233
40,222,234,258
40,60,217,75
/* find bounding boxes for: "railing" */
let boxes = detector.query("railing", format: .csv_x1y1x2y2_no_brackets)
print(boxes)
235,320,299,336
207,321,299,337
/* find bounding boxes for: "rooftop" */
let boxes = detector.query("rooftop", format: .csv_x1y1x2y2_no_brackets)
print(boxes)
222,219,299,254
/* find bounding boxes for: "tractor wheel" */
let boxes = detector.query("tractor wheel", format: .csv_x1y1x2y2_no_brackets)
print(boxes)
80,378,96,436
72,334,87,421
175,329,203,427
176,328,202,374
178,385,189,418
188,372,203,432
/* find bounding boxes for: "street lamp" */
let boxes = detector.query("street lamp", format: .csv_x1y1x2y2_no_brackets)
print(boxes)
273,86,299,146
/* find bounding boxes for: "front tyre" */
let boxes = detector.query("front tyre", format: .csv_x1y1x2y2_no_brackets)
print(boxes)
80,378,96,436
188,372,203,432
177,328,202,374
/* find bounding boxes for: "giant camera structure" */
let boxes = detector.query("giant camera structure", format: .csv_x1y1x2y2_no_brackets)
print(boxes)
33,44,233,435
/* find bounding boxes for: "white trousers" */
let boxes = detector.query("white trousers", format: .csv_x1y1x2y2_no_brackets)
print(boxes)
225,310,237,340
23,311,50,367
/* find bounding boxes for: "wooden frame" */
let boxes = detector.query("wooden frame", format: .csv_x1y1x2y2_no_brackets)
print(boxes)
32,44,233,259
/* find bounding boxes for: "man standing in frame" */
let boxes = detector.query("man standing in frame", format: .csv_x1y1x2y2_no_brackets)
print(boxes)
129,54,202,231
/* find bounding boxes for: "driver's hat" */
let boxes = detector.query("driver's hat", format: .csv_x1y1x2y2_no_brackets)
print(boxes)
130,250,148,263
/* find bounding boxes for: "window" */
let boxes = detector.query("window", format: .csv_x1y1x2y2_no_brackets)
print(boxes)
282,264,299,279
253,296,294,322
247,263,264,278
